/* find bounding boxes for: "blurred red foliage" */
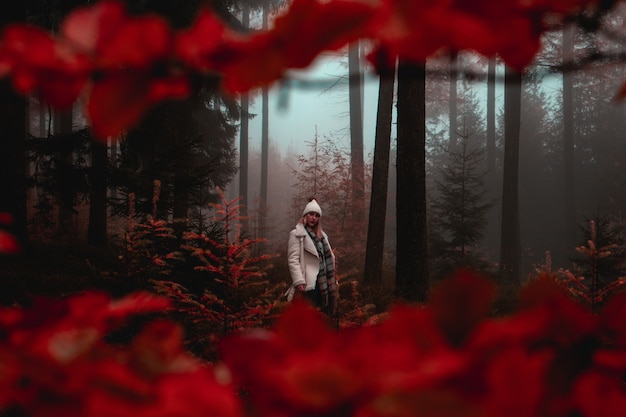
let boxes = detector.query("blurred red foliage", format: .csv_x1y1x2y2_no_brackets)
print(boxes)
0,291,243,417
0,0,607,139
0,270,625,416
220,270,626,417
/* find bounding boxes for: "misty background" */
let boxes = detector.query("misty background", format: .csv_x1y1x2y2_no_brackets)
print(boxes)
18,2,626,289
223,8,626,281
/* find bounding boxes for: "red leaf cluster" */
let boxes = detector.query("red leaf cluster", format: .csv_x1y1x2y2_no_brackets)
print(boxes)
0,270,625,416
0,0,190,139
0,212,21,254
367,0,598,70
0,0,606,139
220,270,626,417
0,291,243,417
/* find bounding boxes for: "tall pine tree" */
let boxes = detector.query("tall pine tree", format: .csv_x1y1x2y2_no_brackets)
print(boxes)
429,131,494,280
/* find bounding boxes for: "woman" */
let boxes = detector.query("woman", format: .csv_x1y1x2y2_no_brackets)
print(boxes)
286,197,338,315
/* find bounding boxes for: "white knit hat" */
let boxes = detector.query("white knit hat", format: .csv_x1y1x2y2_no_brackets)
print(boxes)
302,199,322,217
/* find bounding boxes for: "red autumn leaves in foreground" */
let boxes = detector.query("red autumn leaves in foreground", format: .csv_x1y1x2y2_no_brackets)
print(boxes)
0,0,605,138
220,270,626,417
1,270,625,417
0,291,243,417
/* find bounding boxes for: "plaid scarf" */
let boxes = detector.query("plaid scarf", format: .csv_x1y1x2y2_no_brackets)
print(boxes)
306,226,337,307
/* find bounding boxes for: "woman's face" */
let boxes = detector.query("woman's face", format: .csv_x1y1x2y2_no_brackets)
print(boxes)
305,212,320,227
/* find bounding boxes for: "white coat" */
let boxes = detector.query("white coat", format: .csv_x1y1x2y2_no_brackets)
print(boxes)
287,222,336,293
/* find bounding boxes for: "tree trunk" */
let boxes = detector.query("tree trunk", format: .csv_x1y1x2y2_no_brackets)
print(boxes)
499,67,522,285
55,108,75,237
259,2,269,239
0,81,28,250
239,4,250,235
349,41,365,223
172,177,189,220
395,59,429,302
363,63,396,285
486,57,497,185
449,50,458,149
0,4,28,252
87,139,108,246
485,57,498,256
108,136,118,200
562,24,576,254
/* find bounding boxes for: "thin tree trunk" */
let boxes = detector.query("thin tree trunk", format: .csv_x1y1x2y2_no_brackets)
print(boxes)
87,139,108,246
55,108,74,237
363,63,396,285
109,136,118,200
259,2,269,239
449,50,458,149
499,67,522,285
239,4,250,234
172,188,190,220
395,59,429,302
562,24,576,253
485,57,498,256
0,2,27,306
487,57,496,178
349,41,365,223
0,81,28,250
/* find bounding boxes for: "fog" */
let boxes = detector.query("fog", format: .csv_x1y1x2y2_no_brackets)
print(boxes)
230,19,626,281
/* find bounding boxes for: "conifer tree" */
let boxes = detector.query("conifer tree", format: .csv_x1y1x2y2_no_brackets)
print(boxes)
429,131,494,280
110,89,238,221
571,214,626,287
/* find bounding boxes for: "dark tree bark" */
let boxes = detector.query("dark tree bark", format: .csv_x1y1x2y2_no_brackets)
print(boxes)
259,2,269,238
0,6,28,252
54,108,75,237
87,139,108,246
0,82,27,250
499,67,522,285
562,24,576,252
395,59,429,303
238,3,250,234
349,41,365,222
172,185,190,219
109,137,118,201
449,50,458,149
363,63,396,285
486,57,496,178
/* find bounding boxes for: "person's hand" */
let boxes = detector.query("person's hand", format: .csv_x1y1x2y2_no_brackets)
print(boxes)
297,284,306,291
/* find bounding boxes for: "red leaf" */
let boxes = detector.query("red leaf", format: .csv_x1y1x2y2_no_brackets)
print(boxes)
0,24,90,108
369,0,543,71
87,72,152,138
481,347,553,417
86,71,189,139
174,9,235,73
572,370,626,417
219,301,367,417
97,14,173,70
61,0,127,52
219,0,376,93
0,230,21,254
273,298,334,350
599,289,626,346
428,269,496,347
